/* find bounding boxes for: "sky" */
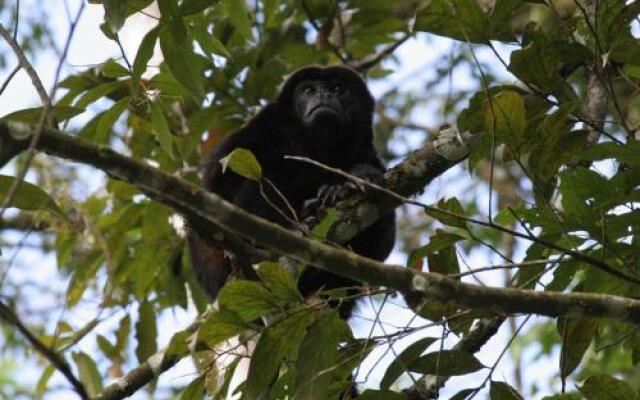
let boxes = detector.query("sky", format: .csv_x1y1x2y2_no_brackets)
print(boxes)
0,1,562,399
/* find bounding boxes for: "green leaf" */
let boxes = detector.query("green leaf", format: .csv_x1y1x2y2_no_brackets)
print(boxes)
623,64,640,79
115,314,131,354
157,0,181,18
132,26,160,95
262,0,278,27
244,310,316,399
560,168,613,221
220,148,263,180
66,253,102,307
223,0,253,41
74,81,123,109
166,329,192,357
149,101,175,159
96,97,129,143
216,356,241,399
268,370,296,400
312,208,337,238
158,24,205,99
415,0,488,43
380,337,437,389
1,106,83,123
181,0,217,15
243,58,288,102
408,349,485,376
407,229,465,275
581,141,640,167
358,390,405,400
484,90,526,152
425,197,467,228
579,374,639,400
255,262,301,305
529,104,581,188
509,28,575,101
541,394,583,400
135,301,158,363
101,59,130,78
103,0,127,33
415,0,525,43
407,229,465,273
632,330,640,366
72,352,103,397
294,311,347,400
427,244,460,276
490,380,524,400
36,365,55,397
180,376,205,400
0,175,66,219
218,281,277,321
148,72,190,98
558,317,599,380
194,26,231,58
97,335,117,359
450,389,476,400
197,309,248,348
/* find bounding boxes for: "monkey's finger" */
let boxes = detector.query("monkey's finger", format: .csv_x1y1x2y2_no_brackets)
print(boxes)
346,181,366,193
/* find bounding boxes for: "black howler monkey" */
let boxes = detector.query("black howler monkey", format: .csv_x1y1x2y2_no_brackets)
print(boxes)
188,65,395,318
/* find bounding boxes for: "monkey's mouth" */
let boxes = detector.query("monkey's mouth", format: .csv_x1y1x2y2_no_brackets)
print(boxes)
308,104,340,119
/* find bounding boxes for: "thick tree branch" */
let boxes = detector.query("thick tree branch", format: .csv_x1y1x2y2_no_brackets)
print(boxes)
93,323,198,400
3,126,640,325
5,124,640,400
327,127,479,245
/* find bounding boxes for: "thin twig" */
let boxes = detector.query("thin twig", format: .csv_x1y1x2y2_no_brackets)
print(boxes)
0,300,88,399
299,0,348,63
0,64,21,96
467,315,531,400
0,23,49,103
114,33,132,72
449,258,567,279
0,3,84,222
12,0,20,39
352,32,413,73
284,155,640,285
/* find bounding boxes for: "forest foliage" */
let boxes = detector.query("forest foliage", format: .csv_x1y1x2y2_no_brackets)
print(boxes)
2,0,640,399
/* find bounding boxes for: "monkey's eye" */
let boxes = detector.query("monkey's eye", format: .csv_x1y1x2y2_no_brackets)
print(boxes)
331,83,341,93
303,86,315,95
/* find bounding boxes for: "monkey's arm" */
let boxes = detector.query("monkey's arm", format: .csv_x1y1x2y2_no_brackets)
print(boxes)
300,154,395,262
188,129,265,299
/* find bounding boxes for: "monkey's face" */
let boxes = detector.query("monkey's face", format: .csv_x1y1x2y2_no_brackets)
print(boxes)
293,80,349,128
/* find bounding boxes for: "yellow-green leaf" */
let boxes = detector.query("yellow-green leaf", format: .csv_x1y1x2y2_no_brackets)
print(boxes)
1,106,83,124
135,301,158,363
484,90,525,152
558,317,599,380
0,175,66,220
219,148,262,181
149,101,175,159
72,352,103,397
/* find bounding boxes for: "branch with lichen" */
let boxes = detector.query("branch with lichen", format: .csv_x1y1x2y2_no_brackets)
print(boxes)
3,125,640,321
5,124,640,400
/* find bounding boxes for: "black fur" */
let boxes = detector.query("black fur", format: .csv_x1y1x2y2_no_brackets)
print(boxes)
189,66,396,318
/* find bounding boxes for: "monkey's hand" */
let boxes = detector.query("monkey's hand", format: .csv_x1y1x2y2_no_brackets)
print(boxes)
301,163,384,223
